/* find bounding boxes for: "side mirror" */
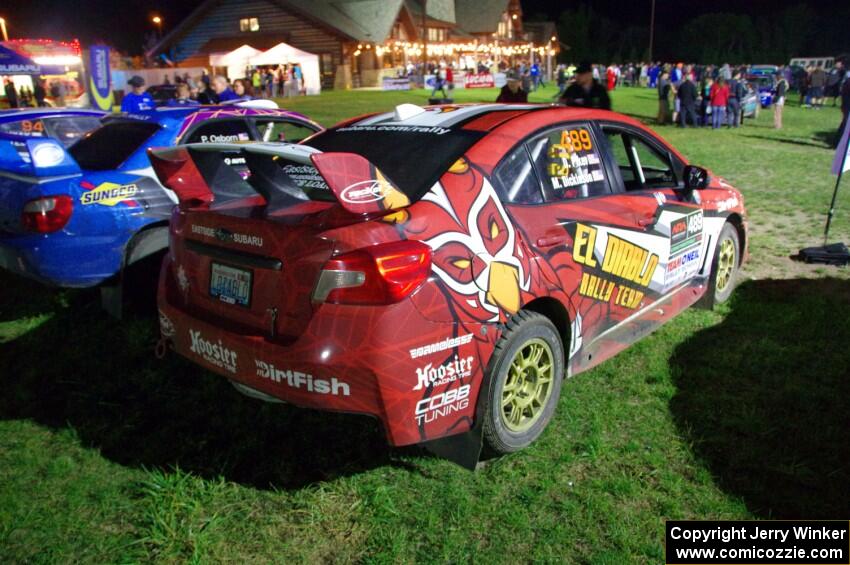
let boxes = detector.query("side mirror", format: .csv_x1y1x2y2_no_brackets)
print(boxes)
683,165,710,190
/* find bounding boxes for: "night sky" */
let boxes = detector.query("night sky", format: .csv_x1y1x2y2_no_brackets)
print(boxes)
4,0,847,55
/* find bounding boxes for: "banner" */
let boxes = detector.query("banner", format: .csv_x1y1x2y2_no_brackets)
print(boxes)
87,45,114,111
464,73,495,89
0,44,41,74
382,77,411,91
833,116,850,175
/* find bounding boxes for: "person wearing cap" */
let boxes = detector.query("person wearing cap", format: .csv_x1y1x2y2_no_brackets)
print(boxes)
559,62,611,110
121,76,155,112
496,72,528,103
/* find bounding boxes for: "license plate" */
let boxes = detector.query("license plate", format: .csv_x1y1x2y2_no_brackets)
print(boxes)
210,263,252,307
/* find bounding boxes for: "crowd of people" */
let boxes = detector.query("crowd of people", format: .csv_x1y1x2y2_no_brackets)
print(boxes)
118,64,308,112
492,59,848,135
2,77,69,108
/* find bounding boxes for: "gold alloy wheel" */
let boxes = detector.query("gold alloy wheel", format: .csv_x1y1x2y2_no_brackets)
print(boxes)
716,238,736,292
501,338,555,433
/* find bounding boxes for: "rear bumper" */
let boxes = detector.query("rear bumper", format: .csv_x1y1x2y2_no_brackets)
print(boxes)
0,234,124,288
157,256,495,447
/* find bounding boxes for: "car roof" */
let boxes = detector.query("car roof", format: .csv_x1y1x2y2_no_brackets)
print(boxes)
340,103,647,135
113,104,320,133
0,108,106,124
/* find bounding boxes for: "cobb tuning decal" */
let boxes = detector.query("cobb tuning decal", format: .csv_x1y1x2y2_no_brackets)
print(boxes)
80,181,139,207
415,384,471,425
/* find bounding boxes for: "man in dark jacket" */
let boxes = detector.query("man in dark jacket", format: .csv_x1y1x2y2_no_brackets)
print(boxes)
559,61,611,110
677,76,698,127
4,79,18,108
496,73,528,103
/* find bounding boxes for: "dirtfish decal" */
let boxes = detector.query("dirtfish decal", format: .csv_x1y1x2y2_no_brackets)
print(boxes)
80,182,138,206
255,360,350,396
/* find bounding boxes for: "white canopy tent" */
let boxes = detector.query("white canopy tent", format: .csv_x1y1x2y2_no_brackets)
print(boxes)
209,45,262,81
249,42,321,95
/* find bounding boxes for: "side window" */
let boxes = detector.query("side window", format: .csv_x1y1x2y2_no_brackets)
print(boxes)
601,127,677,191
602,129,637,190
492,144,544,204
0,119,45,137
528,124,609,201
254,119,317,144
629,135,676,189
185,119,251,144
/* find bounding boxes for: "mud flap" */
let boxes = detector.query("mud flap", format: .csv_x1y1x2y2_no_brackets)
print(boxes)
421,422,484,470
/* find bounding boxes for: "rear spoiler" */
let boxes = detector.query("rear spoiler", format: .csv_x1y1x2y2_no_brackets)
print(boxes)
0,135,82,180
148,142,410,215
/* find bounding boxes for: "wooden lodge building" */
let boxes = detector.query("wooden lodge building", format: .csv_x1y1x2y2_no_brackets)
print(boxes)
148,0,559,89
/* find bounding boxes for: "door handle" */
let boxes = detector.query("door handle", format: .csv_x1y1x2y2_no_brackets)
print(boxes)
536,234,568,248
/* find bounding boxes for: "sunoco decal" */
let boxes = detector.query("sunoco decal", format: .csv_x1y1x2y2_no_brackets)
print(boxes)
80,182,138,206
255,360,350,396
188,329,238,374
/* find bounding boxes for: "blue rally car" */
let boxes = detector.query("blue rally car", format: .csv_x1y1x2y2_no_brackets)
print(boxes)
0,103,322,313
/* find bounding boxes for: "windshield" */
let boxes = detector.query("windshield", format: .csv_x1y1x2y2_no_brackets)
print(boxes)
304,127,486,201
69,120,160,170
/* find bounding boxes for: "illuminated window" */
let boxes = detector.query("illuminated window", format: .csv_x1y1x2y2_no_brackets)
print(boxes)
240,18,260,32
427,27,446,42
496,13,513,39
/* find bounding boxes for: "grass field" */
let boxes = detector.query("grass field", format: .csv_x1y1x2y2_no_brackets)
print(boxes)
1,86,849,563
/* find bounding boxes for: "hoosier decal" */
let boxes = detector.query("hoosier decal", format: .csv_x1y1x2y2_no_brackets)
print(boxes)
188,329,238,374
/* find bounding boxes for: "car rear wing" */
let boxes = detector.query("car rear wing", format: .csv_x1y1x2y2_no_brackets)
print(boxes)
0,135,82,181
148,142,410,216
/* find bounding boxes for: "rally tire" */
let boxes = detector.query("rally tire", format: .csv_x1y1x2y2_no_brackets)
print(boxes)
482,310,564,454
708,222,740,305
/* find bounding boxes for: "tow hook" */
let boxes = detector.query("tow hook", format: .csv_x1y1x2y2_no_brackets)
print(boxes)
154,338,171,359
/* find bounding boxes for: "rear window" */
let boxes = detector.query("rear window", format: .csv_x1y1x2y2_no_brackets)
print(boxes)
46,116,103,147
69,120,160,170
304,127,485,201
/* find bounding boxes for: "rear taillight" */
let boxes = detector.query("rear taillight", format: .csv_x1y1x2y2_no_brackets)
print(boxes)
21,196,73,233
313,240,432,305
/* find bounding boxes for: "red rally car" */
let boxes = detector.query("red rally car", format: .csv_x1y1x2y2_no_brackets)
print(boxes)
151,103,748,467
